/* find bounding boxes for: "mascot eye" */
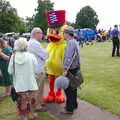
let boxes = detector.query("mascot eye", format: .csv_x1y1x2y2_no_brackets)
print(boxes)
50,29,54,34
56,29,60,34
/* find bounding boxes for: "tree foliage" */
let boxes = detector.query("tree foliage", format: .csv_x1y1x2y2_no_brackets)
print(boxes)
0,0,26,33
66,21,74,27
25,16,34,32
33,0,54,33
75,5,99,29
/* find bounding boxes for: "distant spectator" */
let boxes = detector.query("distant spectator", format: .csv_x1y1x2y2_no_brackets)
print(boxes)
111,25,120,57
4,37,15,49
108,27,112,40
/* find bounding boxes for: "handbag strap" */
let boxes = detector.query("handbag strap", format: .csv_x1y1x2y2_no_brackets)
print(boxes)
13,54,15,76
10,54,15,86
66,50,77,72
65,44,80,72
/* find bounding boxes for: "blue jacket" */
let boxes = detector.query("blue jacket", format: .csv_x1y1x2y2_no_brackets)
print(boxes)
111,29,119,38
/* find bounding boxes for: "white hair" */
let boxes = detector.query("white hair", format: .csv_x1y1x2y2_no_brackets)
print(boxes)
14,37,28,51
31,27,42,37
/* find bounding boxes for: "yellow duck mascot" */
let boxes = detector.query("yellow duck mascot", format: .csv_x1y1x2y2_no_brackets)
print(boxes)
44,10,67,103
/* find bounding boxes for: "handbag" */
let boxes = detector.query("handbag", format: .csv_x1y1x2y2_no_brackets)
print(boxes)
11,86,17,101
66,49,84,89
67,69,84,89
10,55,17,102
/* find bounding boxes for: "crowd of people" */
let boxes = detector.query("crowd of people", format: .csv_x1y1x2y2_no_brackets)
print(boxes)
76,24,120,57
0,26,82,120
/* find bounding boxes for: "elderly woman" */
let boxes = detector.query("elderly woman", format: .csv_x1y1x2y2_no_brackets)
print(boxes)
8,38,38,120
0,39,12,97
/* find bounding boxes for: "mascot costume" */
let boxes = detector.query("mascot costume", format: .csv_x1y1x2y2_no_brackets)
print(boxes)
44,10,67,103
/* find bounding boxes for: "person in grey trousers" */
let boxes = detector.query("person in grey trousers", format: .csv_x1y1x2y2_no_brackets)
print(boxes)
27,27,49,112
62,27,81,114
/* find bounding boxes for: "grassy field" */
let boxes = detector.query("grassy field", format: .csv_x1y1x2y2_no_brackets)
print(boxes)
42,41,120,115
0,95,56,120
0,41,120,119
0,93,56,120
79,41,120,115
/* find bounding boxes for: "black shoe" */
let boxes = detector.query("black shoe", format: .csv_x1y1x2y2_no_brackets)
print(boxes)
61,109,73,114
64,105,78,110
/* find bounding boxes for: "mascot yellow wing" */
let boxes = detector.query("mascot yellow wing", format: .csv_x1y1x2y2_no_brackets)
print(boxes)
46,39,66,76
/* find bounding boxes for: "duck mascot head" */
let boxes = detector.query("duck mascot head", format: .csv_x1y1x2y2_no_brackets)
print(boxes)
44,10,67,103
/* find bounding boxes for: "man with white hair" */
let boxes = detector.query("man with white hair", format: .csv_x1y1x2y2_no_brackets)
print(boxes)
28,27,49,112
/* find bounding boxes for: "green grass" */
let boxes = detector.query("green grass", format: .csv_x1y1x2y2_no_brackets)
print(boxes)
0,95,56,120
79,41,120,115
0,96,56,120
0,41,120,118
42,41,120,115
0,88,56,120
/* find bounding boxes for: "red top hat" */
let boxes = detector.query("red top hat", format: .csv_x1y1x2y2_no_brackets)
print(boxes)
45,10,66,27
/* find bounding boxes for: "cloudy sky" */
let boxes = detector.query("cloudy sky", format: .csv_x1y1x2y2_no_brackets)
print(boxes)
9,0,120,30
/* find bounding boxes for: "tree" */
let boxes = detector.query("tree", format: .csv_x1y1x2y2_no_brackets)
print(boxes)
75,5,99,29
15,17,27,33
33,0,54,33
25,16,34,32
66,21,73,27
0,0,26,33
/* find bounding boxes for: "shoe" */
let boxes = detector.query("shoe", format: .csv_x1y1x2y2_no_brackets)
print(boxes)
64,105,78,110
35,107,47,112
61,110,73,114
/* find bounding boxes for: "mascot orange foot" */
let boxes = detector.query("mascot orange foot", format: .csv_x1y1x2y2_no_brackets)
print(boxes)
44,75,65,103
55,89,65,103
44,91,55,102
44,89,65,103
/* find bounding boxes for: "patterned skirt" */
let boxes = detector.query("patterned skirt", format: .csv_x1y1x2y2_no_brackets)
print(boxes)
16,91,37,116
